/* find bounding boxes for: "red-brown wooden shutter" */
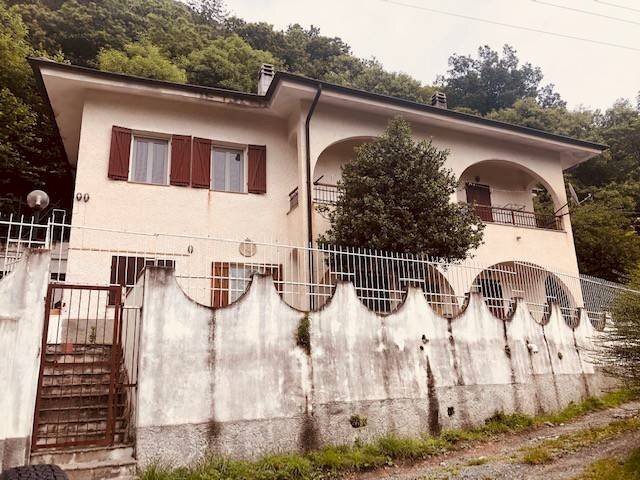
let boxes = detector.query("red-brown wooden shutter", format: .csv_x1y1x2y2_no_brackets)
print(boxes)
108,126,132,180
170,135,192,186
192,137,212,188
212,262,229,307
247,145,267,194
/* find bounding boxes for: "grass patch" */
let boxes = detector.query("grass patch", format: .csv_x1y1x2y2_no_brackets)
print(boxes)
522,446,553,465
572,448,640,480
520,416,640,465
539,389,637,425
466,456,489,466
139,389,638,480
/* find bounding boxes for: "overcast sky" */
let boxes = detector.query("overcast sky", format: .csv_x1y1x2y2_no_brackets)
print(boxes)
228,0,639,110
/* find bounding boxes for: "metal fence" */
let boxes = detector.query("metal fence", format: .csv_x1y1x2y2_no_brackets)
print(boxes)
313,183,340,205
472,205,562,231
1,211,637,328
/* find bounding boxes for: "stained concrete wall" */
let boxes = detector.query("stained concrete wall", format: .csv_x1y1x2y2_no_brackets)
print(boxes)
0,250,50,470
136,267,608,467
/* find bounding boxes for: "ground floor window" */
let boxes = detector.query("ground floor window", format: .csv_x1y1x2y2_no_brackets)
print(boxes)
109,256,174,304
212,262,281,307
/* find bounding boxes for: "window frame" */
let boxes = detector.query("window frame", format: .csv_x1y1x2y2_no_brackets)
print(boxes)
109,255,175,305
210,145,248,194
212,261,282,307
128,133,172,186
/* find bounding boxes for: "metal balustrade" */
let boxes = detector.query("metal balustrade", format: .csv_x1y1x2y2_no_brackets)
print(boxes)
0,211,635,324
473,204,562,230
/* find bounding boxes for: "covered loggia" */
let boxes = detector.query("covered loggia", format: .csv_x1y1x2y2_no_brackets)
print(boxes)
457,159,563,230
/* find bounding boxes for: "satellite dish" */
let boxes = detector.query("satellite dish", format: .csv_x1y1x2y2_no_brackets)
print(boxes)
568,183,580,205
26,190,50,211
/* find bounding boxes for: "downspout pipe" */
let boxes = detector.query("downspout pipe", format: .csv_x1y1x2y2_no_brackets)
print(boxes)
305,84,322,247
305,84,322,310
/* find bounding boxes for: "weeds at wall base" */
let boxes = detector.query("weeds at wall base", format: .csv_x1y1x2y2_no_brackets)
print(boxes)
138,389,638,480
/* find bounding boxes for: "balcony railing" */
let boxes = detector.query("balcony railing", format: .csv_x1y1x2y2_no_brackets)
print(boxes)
473,204,562,231
313,183,340,205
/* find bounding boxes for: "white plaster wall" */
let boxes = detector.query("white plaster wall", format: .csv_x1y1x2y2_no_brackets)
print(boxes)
136,267,604,466
0,250,50,469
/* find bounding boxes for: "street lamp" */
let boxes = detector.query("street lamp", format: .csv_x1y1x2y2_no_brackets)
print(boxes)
26,189,50,222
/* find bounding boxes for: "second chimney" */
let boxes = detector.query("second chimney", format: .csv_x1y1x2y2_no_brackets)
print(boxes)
257,63,275,96
431,91,447,109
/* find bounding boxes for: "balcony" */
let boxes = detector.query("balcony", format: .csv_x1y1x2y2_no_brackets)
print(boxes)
472,204,562,231
313,183,340,205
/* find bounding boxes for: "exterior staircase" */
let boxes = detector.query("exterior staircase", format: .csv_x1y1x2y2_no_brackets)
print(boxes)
34,344,130,449
31,344,136,478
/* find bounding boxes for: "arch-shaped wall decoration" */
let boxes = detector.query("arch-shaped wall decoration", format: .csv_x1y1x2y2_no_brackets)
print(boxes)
471,261,579,325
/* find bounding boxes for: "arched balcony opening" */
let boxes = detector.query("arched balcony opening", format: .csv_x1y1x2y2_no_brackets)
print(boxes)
458,160,563,231
312,137,375,206
472,261,579,325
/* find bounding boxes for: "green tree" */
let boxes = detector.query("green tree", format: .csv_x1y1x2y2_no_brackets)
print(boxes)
98,41,187,82
438,45,565,115
324,58,436,103
597,265,640,389
486,98,594,139
321,117,484,261
0,6,33,97
182,34,277,91
0,3,72,211
571,200,640,282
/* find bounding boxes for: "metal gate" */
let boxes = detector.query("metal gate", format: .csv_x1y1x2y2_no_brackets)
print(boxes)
32,283,136,449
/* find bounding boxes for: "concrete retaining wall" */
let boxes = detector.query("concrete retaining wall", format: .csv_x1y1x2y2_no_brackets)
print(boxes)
136,267,608,467
0,251,50,470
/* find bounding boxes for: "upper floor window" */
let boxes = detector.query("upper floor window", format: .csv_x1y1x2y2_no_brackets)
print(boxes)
131,136,169,185
212,147,245,193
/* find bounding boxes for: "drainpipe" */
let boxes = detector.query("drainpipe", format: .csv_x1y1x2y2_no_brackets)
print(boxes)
305,84,322,310
305,84,322,247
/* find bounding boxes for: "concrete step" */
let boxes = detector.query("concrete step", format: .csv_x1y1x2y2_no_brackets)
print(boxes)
40,382,123,397
31,446,136,480
43,364,113,376
37,418,128,436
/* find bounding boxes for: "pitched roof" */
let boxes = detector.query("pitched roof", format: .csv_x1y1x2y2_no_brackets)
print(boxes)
29,57,608,153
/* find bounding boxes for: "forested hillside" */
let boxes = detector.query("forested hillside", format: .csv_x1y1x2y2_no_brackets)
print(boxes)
1,0,639,281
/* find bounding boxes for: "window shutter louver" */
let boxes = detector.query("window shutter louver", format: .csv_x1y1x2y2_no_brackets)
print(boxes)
108,126,132,180
170,135,192,186
192,137,212,188
247,145,267,194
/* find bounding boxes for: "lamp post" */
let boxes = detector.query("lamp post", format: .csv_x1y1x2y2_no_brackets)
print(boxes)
26,190,50,223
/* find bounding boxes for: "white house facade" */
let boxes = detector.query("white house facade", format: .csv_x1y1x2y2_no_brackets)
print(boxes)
30,58,607,314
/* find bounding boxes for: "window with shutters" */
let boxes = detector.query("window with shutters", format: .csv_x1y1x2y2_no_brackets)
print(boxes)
130,136,170,185
212,262,281,307
109,255,175,304
211,147,245,193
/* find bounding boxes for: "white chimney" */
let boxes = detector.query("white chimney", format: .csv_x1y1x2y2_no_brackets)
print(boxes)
257,63,275,95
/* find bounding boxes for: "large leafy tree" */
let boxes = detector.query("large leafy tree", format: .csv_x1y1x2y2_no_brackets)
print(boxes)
0,5,72,211
98,41,187,82
438,45,564,115
486,98,594,139
596,265,640,389
570,198,640,283
182,34,277,92
321,117,484,261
